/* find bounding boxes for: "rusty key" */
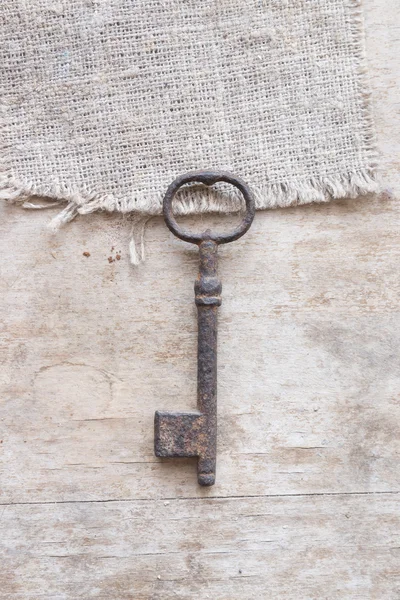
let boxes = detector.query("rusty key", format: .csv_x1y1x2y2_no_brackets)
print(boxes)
154,170,255,486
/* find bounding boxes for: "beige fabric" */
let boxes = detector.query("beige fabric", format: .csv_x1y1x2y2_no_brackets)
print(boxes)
1,0,378,228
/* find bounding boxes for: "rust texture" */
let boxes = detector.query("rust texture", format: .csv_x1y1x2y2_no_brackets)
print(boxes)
154,170,255,485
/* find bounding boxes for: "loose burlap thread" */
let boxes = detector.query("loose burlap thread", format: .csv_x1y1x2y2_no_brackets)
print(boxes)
1,0,378,262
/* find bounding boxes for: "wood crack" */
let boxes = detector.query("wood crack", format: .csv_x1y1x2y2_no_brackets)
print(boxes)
0,490,399,507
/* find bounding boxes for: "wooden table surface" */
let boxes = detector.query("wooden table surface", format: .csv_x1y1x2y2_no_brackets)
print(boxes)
1,1,399,597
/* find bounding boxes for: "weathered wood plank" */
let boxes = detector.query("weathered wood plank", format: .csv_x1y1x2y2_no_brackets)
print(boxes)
1,493,399,599
1,189,399,502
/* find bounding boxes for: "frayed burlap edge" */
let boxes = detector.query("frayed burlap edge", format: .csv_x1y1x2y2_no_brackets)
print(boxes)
0,169,380,263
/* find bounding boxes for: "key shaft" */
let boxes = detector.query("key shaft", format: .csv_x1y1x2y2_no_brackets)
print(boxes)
194,239,220,485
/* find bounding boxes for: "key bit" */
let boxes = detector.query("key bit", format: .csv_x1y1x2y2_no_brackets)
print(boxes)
154,170,255,486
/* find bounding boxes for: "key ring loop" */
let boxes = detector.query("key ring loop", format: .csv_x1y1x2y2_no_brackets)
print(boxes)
163,170,255,245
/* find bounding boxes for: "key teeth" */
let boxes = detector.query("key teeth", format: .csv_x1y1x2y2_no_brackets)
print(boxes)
154,411,203,458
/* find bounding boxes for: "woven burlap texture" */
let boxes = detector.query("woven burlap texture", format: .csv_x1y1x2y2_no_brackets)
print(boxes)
1,0,378,231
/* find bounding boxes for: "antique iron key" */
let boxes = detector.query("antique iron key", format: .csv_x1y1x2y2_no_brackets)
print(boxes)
154,171,255,486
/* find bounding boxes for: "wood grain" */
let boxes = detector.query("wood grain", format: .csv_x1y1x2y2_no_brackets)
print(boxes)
1,494,400,599
0,0,399,597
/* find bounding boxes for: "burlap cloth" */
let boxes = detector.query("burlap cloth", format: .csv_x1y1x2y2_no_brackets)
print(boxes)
1,1,378,261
